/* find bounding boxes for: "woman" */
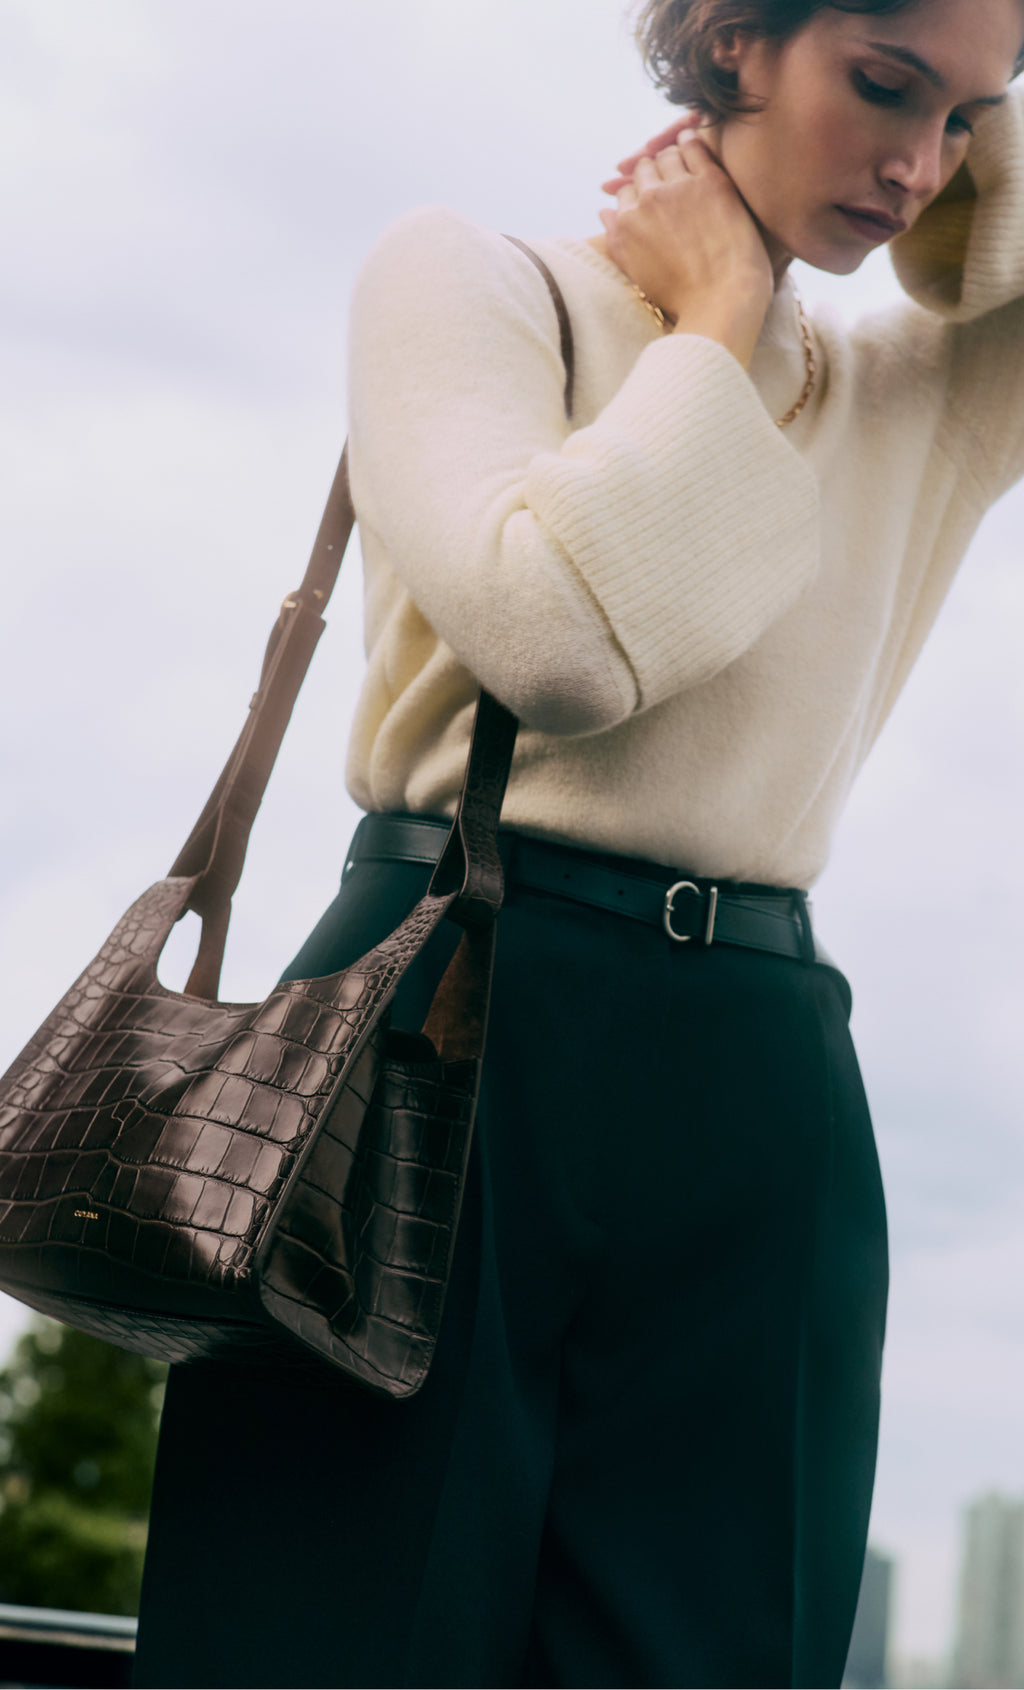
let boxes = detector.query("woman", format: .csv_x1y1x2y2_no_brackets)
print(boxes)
133,1,1024,1686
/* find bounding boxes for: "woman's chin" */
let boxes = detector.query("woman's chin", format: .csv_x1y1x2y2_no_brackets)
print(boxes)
759,218,869,281
793,240,872,277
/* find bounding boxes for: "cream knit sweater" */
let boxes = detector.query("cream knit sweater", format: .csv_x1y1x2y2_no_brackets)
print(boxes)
345,90,1024,889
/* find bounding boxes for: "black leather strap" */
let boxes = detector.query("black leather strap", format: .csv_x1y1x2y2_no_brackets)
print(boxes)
346,813,833,967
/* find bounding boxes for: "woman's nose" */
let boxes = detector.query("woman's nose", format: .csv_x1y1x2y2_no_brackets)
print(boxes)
881,124,948,203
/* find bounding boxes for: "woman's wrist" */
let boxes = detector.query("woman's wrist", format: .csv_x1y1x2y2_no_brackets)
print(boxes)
669,281,772,371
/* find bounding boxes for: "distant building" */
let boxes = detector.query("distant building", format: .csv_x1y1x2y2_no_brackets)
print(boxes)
845,1545,895,1689
953,1491,1024,1689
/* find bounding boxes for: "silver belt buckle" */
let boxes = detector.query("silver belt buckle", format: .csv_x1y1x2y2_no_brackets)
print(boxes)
664,881,719,945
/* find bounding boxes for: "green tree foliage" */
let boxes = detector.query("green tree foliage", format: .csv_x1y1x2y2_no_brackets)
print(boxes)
0,1319,167,1615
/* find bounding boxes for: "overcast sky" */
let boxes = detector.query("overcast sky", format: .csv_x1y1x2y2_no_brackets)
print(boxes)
2,0,1023,1666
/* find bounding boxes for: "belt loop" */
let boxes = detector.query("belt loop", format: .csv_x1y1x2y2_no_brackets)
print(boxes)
341,814,371,883
704,886,719,945
791,891,815,964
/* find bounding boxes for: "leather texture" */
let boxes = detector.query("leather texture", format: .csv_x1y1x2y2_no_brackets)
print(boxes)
0,239,569,1400
0,871,478,1397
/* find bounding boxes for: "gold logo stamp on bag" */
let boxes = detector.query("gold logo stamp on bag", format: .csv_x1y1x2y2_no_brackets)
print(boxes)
74,1209,99,1221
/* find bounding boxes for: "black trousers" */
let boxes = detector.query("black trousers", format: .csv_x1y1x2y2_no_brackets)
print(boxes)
133,834,888,1690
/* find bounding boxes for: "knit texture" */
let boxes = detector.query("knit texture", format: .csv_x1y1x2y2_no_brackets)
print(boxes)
344,91,1024,888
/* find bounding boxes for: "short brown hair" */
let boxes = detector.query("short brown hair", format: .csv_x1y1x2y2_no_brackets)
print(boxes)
635,0,1024,123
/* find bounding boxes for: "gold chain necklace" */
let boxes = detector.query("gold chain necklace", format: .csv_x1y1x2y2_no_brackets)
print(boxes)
629,280,817,429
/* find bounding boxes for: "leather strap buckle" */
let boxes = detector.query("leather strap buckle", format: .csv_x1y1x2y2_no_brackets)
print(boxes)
663,881,719,946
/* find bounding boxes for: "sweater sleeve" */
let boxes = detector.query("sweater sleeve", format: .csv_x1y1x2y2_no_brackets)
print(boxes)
346,206,820,737
890,87,1024,322
888,86,1024,498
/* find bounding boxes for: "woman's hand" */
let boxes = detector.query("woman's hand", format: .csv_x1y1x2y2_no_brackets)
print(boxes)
599,118,774,368
601,113,705,196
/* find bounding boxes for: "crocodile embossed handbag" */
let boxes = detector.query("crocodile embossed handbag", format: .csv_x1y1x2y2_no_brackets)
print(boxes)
0,239,575,1401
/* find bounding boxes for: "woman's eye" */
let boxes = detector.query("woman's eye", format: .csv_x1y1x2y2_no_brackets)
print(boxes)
855,70,905,105
853,70,974,139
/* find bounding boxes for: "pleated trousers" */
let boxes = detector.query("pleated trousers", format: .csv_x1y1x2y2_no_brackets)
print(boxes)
133,829,888,1690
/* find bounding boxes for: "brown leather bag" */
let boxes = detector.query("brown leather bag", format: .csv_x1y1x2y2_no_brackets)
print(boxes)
0,238,574,1401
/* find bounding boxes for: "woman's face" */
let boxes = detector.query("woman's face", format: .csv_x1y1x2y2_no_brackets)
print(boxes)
708,0,1024,274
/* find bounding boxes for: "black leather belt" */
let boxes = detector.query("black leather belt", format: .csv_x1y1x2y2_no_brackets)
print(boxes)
345,813,836,969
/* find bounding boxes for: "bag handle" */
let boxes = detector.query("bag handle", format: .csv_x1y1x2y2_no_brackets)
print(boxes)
171,237,575,998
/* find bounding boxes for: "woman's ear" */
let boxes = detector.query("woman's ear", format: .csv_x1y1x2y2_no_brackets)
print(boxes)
710,27,748,74
710,27,773,99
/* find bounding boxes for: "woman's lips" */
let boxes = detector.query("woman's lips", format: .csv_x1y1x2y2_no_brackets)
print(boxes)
836,205,907,242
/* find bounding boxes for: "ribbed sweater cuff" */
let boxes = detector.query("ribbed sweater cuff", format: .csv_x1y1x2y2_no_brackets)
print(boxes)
891,89,1024,321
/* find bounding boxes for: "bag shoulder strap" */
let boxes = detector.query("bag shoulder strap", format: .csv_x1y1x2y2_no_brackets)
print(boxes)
503,235,576,419
172,236,575,996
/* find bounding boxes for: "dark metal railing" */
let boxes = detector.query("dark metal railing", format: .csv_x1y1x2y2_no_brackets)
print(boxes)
0,1602,136,1688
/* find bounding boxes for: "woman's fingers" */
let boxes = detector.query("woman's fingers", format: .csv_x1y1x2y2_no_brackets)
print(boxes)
630,154,659,190
603,116,704,194
604,146,686,195
614,112,702,175
614,115,699,173
613,143,688,201
654,142,687,179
